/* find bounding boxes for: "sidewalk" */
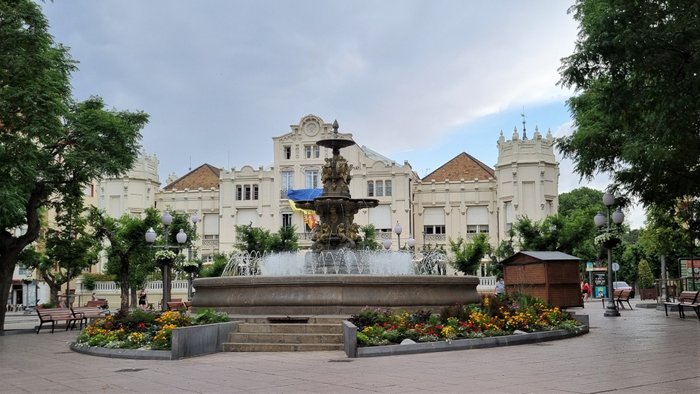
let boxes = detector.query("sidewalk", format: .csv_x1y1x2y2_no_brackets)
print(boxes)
1,301,699,393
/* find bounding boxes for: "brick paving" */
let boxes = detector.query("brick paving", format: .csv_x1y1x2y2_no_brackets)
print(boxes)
1,301,699,393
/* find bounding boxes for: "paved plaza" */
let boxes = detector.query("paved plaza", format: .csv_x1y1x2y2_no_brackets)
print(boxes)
1,301,698,393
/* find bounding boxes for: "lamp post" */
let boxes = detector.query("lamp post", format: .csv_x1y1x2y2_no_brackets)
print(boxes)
594,192,624,317
145,211,187,311
407,237,415,256
186,212,200,301
382,238,392,250
394,221,403,250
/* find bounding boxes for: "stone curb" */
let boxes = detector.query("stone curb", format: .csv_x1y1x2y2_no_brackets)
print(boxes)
70,342,172,360
344,317,589,358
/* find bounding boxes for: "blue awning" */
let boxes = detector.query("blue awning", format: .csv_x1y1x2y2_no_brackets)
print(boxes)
287,188,322,201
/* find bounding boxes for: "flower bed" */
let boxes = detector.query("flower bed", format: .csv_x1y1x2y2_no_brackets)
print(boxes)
75,308,230,350
348,294,582,347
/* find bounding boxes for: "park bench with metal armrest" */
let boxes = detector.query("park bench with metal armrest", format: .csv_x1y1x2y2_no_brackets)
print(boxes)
663,291,700,319
35,307,82,334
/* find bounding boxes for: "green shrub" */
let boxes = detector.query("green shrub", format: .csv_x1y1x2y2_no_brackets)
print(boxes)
191,309,230,325
637,259,654,289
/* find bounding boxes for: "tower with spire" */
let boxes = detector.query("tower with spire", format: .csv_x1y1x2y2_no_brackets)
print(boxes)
495,124,559,237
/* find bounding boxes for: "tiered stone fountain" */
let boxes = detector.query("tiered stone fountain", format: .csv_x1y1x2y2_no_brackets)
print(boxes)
193,121,479,315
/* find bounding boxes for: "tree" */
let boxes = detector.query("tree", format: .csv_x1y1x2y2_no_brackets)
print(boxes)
356,224,381,250
89,208,160,313
235,223,274,253
0,1,148,333
558,0,700,207
449,233,492,275
270,225,300,252
35,194,99,305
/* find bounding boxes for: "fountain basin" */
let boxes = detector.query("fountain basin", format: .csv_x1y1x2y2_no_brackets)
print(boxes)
193,275,480,315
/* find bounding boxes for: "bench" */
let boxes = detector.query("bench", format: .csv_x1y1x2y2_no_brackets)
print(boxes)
35,307,83,334
601,289,633,309
167,300,192,311
85,299,108,308
663,291,700,319
71,306,110,328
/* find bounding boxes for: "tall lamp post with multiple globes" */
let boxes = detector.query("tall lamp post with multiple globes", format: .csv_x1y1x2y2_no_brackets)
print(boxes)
594,192,625,317
185,212,200,301
394,221,403,250
145,211,187,311
407,237,416,256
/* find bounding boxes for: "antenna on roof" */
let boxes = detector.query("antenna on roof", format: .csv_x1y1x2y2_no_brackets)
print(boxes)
189,156,192,171
521,107,527,140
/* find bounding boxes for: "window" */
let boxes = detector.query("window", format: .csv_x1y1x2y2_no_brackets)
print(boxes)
304,145,320,159
236,184,259,200
424,225,446,235
281,171,294,195
282,213,292,228
283,146,292,159
83,184,94,197
467,225,489,234
367,180,392,197
305,170,319,188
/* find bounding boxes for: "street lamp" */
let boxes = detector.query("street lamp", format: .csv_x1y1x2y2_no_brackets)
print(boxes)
145,211,187,311
394,221,403,250
187,212,200,301
594,192,624,317
407,237,416,255
382,238,392,250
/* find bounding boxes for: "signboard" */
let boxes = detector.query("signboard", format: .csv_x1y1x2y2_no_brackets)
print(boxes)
593,272,607,298
586,262,594,272
680,259,700,290
612,263,620,272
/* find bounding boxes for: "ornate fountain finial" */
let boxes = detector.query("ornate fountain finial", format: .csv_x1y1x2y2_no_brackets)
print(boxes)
332,119,339,136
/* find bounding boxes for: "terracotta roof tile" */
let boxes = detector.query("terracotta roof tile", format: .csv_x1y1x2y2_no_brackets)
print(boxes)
422,152,494,182
164,164,220,191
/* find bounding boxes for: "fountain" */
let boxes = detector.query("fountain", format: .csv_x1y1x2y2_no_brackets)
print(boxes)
193,121,480,315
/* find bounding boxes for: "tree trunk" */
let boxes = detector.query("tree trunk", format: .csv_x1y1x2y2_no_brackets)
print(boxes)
0,251,20,336
130,287,137,309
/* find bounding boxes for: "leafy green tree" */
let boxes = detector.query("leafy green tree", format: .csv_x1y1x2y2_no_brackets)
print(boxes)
200,253,230,278
356,224,381,250
449,233,492,275
235,223,274,253
558,0,700,207
89,208,160,312
36,195,99,305
557,188,604,262
637,206,688,279
488,228,516,278
270,225,300,252
0,1,148,333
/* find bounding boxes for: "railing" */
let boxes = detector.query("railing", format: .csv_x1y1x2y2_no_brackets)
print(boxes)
424,234,446,242
477,276,497,294
92,280,189,292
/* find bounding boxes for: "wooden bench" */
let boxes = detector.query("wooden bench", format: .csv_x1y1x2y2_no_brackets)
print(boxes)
663,291,700,318
85,299,108,308
71,306,110,328
35,307,83,334
615,289,633,309
167,300,192,311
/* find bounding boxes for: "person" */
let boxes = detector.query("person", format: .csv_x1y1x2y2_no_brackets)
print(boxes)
138,288,147,310
91,292,97,301
581,281,591,302
495,277,505,296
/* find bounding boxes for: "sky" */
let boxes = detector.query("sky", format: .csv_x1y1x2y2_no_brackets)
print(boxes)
39,0,645,228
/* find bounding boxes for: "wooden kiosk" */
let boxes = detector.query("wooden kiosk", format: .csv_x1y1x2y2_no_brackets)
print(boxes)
502,251,582,308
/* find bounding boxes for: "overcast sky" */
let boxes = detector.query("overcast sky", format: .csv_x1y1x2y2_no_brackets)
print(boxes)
39,0,645,228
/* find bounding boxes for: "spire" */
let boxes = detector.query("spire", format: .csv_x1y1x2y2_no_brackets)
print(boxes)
521,107,527,140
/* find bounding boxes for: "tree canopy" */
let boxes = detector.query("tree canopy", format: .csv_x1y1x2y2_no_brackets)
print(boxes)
0,0,148,333
558,0,700,207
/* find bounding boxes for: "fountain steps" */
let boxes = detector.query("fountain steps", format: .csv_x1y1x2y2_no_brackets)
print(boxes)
222,316,345,352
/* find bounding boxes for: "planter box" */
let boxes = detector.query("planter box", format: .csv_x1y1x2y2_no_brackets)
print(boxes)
342,320,588,358
71,321,238,360
639,288,657,301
